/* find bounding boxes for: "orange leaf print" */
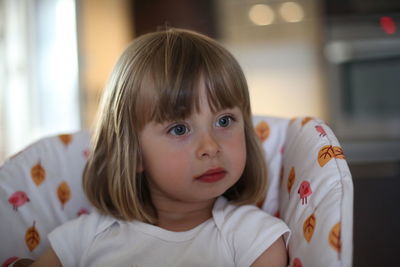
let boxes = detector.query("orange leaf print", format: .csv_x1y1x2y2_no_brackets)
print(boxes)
25,221,40,252
287,167,295,193
255,121,270,142
289,117,297,125
57,181,71,209
31,162,45,186
301,117,313,126
318,145,346,167
333,146,345,159
58,134,72,146
329,222,341,253
303,213,316,242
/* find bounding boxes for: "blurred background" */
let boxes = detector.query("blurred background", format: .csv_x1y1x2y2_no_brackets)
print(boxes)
0,0,399,265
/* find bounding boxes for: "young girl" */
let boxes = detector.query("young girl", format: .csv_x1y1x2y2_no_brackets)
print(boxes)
31,28,290,267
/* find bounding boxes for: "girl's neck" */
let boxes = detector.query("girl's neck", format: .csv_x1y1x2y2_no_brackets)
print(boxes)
151,197,216,232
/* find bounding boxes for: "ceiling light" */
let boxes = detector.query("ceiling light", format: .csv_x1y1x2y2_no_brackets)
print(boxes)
279,2,304,23
249,4,275,26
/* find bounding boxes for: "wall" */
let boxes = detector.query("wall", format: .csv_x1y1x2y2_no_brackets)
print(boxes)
216,0,327,120
78,0,133,129
78,0,327,127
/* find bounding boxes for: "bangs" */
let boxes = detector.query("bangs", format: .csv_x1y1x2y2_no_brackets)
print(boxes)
133,29,250,127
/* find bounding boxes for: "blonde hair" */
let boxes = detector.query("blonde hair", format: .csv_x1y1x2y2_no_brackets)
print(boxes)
83,28,267,223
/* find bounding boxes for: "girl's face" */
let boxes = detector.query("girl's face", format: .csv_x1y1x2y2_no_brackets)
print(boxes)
139,83,247,207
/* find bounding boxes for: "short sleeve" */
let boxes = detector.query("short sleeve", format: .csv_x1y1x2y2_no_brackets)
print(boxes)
222,204,291,267
48,212,99,267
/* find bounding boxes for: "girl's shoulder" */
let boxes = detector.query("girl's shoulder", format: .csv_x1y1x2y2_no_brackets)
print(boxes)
213,197,288,232
51,209,117,237
212,197,291,267
48,210,118,266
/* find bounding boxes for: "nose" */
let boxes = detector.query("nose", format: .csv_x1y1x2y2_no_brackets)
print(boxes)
196,130,220,159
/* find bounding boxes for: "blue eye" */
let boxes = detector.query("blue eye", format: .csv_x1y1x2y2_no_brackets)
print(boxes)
168,124,189,136
217,115,233,128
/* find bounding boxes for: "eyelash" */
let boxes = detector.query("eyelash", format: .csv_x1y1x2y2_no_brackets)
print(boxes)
166,114,237,136
167,123,190,136
216,114,235,128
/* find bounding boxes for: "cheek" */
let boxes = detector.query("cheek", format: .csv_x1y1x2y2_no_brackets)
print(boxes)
142,146,191,181
224,131,247,172
144,151,194,196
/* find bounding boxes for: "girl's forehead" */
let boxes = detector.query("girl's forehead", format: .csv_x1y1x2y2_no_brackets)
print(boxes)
136,80,239,125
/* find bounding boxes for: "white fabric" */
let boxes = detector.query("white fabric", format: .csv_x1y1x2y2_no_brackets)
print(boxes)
278,117,353,267
49,197,290,267
252,116,289,215
0,131,92,264
251,116,353,267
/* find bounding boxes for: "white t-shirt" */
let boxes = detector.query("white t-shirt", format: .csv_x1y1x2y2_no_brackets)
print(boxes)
49,197,290,267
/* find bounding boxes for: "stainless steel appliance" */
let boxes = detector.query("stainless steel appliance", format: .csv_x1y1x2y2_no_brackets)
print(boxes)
323,2,400,162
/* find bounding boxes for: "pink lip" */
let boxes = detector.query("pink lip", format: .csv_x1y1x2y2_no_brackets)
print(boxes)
195,168,227,183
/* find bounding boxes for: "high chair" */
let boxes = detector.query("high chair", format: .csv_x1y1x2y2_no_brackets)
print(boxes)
0,116,353,267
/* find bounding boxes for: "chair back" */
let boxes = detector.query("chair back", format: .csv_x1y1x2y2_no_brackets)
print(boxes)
0,116,353,267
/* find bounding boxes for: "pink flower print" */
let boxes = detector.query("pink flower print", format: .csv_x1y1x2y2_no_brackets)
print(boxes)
2,256,19,267
77,208,90,216
8,191,30,211
83,148,90,159
293,258,303,267
315,125,327,137
274,210,280,218
298,181,312,205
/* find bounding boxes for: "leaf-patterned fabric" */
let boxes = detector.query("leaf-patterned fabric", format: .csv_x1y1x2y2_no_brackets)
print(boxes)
0,116,353,267
0,131,92,265
254,116,353,267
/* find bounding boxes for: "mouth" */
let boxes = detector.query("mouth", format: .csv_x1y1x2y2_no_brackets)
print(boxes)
195,167,227,183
